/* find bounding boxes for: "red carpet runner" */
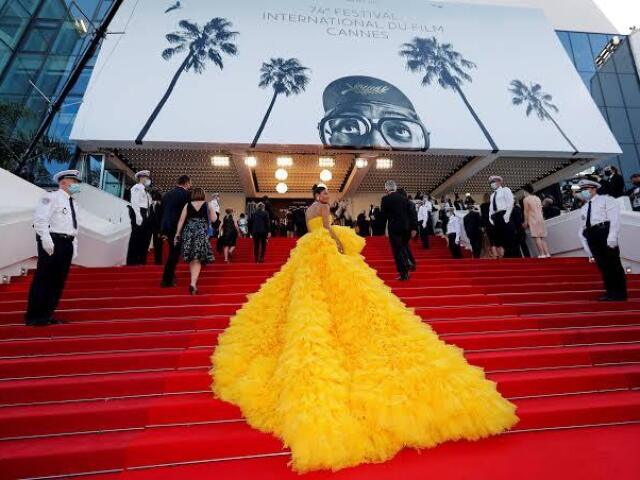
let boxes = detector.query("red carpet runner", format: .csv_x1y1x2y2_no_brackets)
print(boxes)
0,237,639,479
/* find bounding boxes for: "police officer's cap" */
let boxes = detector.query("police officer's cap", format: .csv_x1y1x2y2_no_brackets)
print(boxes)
135,170,151,179
323,76,417,112
577,179,601,190
53,170,81,183
488,175,503,183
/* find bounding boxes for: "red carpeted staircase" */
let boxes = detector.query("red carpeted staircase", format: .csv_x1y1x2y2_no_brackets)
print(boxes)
0,236,639,479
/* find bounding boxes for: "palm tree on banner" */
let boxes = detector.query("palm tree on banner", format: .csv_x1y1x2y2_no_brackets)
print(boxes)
135,18,238,144
509,80,578,154
399,36,498,152
251,57,310,148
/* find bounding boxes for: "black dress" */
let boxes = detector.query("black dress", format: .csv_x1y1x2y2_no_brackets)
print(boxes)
218,214,238,249
182,202,214,264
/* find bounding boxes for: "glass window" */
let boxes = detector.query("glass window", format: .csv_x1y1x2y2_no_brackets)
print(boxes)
598,72,625,107
580,72,604,105
606,107,634,143
613,41,637,74
619,74,640,108
103,169,123,197
22,19,60,53
569,32,595,72
627,108,640,143
617,143,640,183
81,153,104,187
588,33,609,59
0,52,45,96
556,31,574,63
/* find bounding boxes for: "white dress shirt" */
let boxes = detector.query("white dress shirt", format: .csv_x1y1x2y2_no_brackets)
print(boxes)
446,215,461,244
631,186,640,209
578,194,621,256
33,189,79,256
417,202,433,228
210,198,220,214
130,183,151,226
489,186,514,224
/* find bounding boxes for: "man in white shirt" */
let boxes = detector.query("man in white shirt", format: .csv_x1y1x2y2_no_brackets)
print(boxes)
127,170,153,265
488,175,516,258
25,170,81,326
417,198,433,249
626,173,640,212
577,179,627,301
445,206,463,259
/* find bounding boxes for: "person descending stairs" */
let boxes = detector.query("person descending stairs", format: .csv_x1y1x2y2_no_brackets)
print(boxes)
0,236,639,478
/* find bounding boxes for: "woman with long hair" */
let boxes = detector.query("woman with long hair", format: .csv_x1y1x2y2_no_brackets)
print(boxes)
211,184,517,473
174,188,216,294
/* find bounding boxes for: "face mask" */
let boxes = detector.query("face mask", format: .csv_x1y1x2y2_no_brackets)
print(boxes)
603,170,612,176
68,184,81,195
143,179,151,187
446,212,453,217
490,182,498,190
579,190,592,201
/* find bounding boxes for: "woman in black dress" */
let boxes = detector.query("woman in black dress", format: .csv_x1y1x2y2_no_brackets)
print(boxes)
218,208,239,263
174,188,217,294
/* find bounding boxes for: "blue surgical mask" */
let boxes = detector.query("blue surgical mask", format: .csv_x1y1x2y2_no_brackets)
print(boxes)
490,182,498,190
68,184,81,195
579,190,592,201
143,179,151,187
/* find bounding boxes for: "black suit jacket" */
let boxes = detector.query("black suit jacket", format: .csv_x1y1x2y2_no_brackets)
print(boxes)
161,186,190,235
251,209,270,235
463,211,482,237
381,191,412,234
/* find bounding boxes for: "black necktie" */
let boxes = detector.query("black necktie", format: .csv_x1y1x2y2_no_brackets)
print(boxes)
492,192,498,211
69,197,78,230
586,200,592,229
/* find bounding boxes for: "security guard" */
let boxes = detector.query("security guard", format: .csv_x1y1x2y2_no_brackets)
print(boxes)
445,206,463,259
24,170,81,326
577,179,627,301
127,170,153,265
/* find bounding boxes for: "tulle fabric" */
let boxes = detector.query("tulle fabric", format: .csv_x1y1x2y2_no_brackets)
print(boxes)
211,217,518,473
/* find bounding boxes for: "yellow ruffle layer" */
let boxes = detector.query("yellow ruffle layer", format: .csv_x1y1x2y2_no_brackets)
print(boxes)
211,219,518,473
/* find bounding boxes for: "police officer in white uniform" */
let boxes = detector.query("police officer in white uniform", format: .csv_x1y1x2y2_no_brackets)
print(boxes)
445,206,463,258
127,170,153,265
577,179,627,301
25,170,81,326
488,175,517,258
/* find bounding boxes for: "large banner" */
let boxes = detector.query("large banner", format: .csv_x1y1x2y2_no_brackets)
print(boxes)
71,0,621,157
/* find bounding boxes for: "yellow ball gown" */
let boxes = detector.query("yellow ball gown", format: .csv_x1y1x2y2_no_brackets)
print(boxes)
211,216,518,473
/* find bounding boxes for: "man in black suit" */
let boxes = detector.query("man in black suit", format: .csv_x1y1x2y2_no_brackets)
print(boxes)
463,206,483,258
381,180,416,281
251,202,271,263
160,175,191,287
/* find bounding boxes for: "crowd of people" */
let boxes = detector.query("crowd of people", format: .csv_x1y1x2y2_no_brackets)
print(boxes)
22,164,637,326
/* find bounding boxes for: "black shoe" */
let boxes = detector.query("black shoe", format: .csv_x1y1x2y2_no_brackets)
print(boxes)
189,285,198,295
161,281,177,288
396,274,410,281
25,319,50,327
598,295,614,302
408,264,416,272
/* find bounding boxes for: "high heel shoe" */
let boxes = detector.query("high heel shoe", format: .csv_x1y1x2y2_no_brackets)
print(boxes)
189,285,198,295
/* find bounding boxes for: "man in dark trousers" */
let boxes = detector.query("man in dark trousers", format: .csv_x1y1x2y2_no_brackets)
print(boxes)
25,170,81,326
578,179,627,301
463,205,483,258
160,175,191,287
251,202,271,263
381,180,416,281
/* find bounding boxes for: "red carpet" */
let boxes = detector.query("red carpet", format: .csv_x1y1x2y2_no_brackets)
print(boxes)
0,236,638,479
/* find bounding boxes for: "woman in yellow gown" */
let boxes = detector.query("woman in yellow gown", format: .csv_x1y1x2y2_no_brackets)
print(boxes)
211,185,518,473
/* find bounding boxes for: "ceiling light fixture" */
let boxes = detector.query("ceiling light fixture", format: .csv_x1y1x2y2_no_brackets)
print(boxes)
275,168,289,181
355,158,368,169
211,155,230,167
276,156,293,167
319,169,332,182
319,157,335,168
244,156,257,168
376,158,393,169
276,182,288,194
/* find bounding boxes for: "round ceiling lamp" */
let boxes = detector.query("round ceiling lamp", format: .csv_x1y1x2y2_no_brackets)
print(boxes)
319,169,332,182
275,168,288,181
276,182,288,194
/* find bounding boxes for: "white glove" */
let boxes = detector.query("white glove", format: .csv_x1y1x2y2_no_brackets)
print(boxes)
73,238,78,260
607,239,618,249
135,211,142,227
456,240,460,245
42,237,54,256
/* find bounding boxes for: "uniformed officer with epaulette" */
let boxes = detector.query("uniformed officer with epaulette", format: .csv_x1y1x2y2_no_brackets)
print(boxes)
577,179,627,301
127,170,153,265
24,170,81,326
